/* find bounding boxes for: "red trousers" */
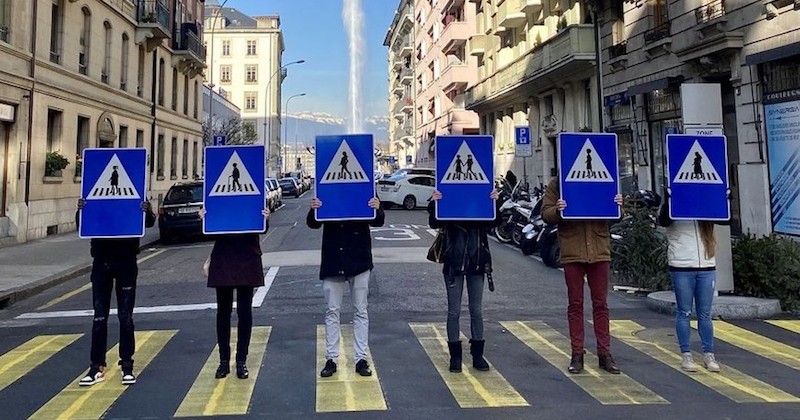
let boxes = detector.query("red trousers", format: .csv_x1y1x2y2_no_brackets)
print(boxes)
563,262,611,356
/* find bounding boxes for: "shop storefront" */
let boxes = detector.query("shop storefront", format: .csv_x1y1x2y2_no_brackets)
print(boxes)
605,92,637,193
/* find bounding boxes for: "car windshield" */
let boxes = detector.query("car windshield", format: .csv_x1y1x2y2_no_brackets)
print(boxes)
164,185,202,204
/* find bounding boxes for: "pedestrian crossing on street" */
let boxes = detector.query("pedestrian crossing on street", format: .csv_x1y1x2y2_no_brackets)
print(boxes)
0,320,797,418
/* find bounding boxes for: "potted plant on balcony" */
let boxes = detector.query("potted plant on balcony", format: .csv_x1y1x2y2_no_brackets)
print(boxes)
45,151,70,177
557,16,568,32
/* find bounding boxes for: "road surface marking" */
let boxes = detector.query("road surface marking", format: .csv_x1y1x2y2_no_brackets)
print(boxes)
693,320,800,370
409,322,528,408
0,334,82,392
174,327,271,417
252,267,280,307
610,320,799,403
501,321,667,405
36,249,167,310
30,330,176,420
316,325,387,413
766,320,800,335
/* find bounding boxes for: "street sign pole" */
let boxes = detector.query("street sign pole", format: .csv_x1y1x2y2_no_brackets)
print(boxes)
515,126,533,189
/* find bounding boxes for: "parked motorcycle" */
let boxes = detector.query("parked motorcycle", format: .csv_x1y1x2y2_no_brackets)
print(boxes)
493,178,533,244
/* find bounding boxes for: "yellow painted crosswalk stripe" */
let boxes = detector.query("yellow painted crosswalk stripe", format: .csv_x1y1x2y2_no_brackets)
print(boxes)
766,320,800,335
501,321,667,405
315,325,387,413
174,327,271,417
0,334,82,393
694,320,800,371
610,320,799,403
29,330,176,420
409,322,528,409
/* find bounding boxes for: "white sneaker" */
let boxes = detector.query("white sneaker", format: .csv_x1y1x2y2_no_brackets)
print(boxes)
703,353,721,372
79,366,105,386
680,353,699,372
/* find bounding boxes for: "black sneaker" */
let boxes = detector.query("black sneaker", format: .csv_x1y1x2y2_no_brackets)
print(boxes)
355,359,372,377
215,361,230,379
236,362,249,379
320,359,337,377
119,360,136,385
79,365,105,386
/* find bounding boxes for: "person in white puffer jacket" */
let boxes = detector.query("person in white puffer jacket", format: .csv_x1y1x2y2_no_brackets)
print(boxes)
658,188,727,373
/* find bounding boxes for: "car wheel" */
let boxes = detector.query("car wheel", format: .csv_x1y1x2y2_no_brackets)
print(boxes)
403,195,416,210
159,228,172,245
295,191,300,198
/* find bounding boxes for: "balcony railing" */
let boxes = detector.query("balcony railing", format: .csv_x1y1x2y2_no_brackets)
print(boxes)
695,0,726,25
175,27,206,61
644,21,671,44
608,41,627,59
138,0,170,30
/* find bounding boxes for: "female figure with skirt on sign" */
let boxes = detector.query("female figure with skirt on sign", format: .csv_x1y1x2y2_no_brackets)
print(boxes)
427,189,501,373
658,188,728,372
199,208,270,379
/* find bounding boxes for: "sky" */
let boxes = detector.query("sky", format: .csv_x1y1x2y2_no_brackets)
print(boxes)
224,0,397,120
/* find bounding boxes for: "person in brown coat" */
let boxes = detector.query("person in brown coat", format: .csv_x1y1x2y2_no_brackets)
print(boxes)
199,208,270,380
541,178,623,375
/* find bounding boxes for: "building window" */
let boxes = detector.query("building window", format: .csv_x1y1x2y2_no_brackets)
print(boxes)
157,134,164,177
192,140,198,178
611,1,625,45
158,58,165,106
246,40,257,56
193,81,199,119
76,116,90,156
119,125,128,148
182,139,188,178
137,45,145,97
49,1,63,64
0,0,10,42
79,7,91,75
245,65,257,83
102,21,111,84
136,129,144,148
222,39,230,56
170,137,178,179
220,65,231,83
171,67,178,111
183,75,189,115
46,109,62,152
245,92,257,112
121,33,129,91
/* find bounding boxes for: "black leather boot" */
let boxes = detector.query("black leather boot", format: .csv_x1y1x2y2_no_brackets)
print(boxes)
447,341,462,373
236,362,249,379
598,354,620,374
469,339,490,371
215,361,230,379
568,353,584,374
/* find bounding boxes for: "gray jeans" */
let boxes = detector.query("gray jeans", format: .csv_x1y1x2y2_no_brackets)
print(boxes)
445,274,484,342
323,270,370,362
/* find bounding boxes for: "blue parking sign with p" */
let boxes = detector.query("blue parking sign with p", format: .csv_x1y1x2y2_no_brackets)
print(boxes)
558,132,620,219
435,135,495,220
666,134,730,220
314,134,376,221
79,148,147,238
212,135,226,146
203,145,266,234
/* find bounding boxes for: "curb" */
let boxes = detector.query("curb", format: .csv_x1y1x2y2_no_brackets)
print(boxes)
646,291,783,319
0,237,160,309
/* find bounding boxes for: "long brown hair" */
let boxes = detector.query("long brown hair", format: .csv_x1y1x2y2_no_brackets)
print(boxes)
699,222,716,259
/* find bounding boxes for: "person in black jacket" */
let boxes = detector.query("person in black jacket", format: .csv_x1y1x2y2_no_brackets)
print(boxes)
199,208,270,380
75,198,155,387
307,197,385,378
428,189,500,373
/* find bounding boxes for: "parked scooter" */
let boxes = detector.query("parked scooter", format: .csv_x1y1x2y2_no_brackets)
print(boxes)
493,178,533,243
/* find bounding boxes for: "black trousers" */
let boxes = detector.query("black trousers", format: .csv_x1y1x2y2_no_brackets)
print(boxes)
216,287,254,363
90,257,137,368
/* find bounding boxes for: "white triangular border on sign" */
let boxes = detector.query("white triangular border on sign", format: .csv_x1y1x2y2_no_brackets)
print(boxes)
208,151,260,196
440,141,491,184
564,138,614,183
319,140,370,184
85,153,141,200
672,140,723,184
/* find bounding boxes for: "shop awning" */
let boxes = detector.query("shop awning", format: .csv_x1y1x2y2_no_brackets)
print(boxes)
627,76,684,96
745,42,800,66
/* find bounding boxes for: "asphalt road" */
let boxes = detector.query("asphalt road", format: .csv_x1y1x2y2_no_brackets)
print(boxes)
0,192,798,419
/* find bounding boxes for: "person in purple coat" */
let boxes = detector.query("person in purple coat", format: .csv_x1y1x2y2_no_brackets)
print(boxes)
199,208,270,379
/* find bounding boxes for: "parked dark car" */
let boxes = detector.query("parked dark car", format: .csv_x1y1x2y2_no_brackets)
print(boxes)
158,181,203,243
279,177,301,198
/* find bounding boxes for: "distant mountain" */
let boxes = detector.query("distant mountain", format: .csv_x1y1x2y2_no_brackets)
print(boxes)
282,112,389,146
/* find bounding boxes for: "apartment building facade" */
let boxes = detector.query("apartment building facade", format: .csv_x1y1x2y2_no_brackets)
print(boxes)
600,0,800,237
384,0,416,168
203,3,284,175
0,0,206,244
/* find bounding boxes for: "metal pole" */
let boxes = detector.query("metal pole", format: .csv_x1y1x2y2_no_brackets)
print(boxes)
593,8,605,132
264,60,305,169
283,93,306,174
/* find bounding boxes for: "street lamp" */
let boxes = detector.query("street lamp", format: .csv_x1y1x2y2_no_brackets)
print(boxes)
282,93,306,174
264,60,305,166
206,0,231,138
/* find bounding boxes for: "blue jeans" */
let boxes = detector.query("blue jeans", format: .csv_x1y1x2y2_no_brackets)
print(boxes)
444,274,484,342
671,270,716,353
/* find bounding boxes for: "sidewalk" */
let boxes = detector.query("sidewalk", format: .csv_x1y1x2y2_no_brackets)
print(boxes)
0,227,160,308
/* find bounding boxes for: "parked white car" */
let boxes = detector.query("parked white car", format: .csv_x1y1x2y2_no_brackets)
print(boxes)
377,174,435,210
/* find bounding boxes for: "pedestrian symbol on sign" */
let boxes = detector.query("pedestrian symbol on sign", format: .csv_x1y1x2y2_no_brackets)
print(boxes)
319,140,369,183
673,140,722,184
86,154,141,199
440,141,489,184
564,138,613,182
208,151,260,196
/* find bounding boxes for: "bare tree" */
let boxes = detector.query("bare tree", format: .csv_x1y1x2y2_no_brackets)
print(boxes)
203,116,258,146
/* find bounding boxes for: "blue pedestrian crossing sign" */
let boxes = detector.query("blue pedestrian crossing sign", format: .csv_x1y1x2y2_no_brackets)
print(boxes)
558,133,620,219
314,134,375,221
203,145,266,234
515,126,532,157
666,134,730,220
79,148,147,238
436,135,495,220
